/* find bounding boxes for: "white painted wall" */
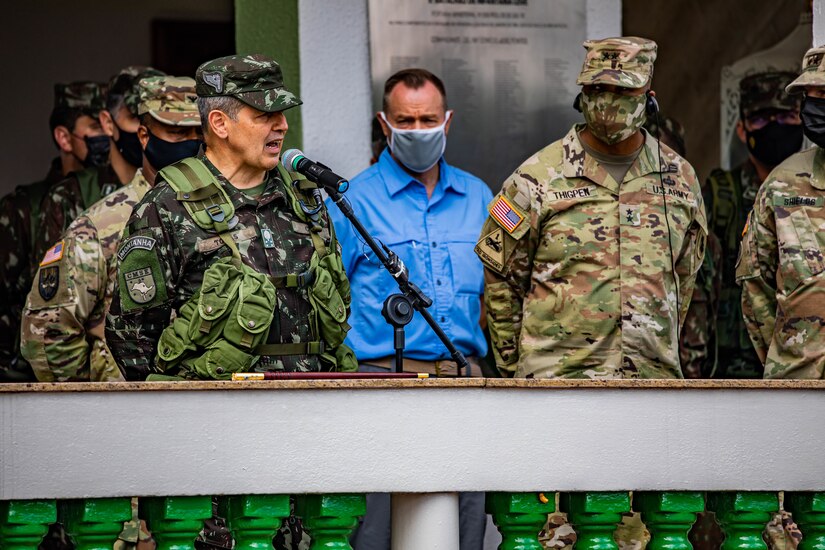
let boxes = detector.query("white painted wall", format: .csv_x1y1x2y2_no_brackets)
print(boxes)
296,0,621,183
3,383,825,500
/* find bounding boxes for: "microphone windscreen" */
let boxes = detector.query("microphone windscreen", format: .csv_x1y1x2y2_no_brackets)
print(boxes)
281,148,304,171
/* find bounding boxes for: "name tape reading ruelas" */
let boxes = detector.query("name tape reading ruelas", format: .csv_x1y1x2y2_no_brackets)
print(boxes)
118,236,157,261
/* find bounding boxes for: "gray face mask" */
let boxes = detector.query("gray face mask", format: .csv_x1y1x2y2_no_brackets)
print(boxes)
380,111,452,173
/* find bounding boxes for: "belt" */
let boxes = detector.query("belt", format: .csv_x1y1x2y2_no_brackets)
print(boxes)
363,356,482,377
256,341,325,356
270,269,315,289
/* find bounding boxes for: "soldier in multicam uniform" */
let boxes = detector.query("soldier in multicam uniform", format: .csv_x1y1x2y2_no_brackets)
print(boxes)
33,66,164,264
21,76,202,383
0,82,106,381
737,45,825,378
707,71,803,379
106,55,355,550
477,36,707,379
477,37,706,550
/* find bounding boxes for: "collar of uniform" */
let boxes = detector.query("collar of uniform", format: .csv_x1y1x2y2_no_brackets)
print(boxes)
812,147,825,190
562,124,664,190
199,154,286,206
45,156,63,184
378,148,465,197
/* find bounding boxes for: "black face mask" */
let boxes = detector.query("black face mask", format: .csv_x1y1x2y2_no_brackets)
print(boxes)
144,130,202,170
802,96,825,148
745,121,803,167
116,128,143,168
81,135,111,168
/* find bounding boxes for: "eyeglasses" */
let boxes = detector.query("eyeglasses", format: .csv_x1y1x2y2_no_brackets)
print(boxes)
745,110,801,130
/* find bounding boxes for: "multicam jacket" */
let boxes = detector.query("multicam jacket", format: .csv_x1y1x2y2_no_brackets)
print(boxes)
477,125,707,379
21,170,151,382
737,146,825,378
105,155,349,380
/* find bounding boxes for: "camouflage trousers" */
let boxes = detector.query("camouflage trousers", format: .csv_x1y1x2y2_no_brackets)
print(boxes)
539,511,648,550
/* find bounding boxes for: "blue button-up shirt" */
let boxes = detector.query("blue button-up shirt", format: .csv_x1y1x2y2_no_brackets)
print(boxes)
327,149,493,361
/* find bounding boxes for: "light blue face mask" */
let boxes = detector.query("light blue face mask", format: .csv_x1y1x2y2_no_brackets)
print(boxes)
380,111,452,173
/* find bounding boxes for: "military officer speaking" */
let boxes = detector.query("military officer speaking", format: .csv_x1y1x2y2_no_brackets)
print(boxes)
21,76,203,383
105,54,355,380
738,45,825,379
476,37,708,379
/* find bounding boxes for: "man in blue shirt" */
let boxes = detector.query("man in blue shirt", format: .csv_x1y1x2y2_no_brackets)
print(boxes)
326,68,491,549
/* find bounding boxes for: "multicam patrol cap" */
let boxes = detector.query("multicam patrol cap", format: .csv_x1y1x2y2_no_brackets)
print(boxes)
195,53,302,112
137,76,201,127
577,37,658,89
107,66,166,116
786,45,825,93
740,72,800,117
53,82,105,112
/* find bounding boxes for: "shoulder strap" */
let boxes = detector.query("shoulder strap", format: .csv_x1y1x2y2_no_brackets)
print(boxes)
160,158,236,234
276,163,328,257
75,168,100,212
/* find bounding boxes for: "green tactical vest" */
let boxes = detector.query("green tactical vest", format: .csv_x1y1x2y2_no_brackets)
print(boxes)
151,157,355,380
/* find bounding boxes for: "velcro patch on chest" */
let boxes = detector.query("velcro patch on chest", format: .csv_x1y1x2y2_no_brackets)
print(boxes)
646,183,695,204
195,227,258,253
549,185,596,201
490,196,525,233
772,195,824,208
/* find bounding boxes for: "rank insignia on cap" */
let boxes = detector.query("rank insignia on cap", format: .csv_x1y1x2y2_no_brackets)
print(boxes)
490,196,524,233
40,240,64,266
203,72,223,93
38,266,59,301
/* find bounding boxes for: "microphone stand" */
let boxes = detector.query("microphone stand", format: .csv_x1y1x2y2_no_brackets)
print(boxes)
326,187,471,376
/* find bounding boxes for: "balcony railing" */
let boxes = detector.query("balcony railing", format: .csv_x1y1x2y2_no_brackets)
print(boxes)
2,379,824,549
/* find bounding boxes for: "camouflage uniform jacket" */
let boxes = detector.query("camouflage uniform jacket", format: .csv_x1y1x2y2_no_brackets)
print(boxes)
737,146,825,378
705,160,762,377
478,125,708,378
0,158,64,381
106,155,347,380
35,163,120,265
20,170,151,382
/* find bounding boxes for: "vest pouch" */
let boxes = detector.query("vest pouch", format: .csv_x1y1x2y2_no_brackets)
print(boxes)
156,298,200,370
307,252,349,348
224,269,277,350
189,258,242,347
180,339,256,380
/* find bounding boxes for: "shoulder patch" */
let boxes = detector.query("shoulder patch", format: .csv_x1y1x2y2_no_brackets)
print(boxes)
475,227,506,272
38,266,59,301
125,268,157,304
118,235,157,261
490,196,525,233
40,240,64,266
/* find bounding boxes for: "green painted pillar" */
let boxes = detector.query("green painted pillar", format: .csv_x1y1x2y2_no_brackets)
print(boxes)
785,492,825,550
0,499,56,548
486,492,555,550
141,496,213,550
61,498,132,550
707,492,778,550
295,494,366,549
636,492,705,550
220,494,291,549
235,0,303,152
561,492,631,550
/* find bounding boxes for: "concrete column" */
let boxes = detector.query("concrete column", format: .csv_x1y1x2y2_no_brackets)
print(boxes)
391,493,460,550
586,0,623,39
816,0,825,46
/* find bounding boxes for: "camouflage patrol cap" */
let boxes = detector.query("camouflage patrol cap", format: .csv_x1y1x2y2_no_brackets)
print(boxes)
644,113,686,156
786,46,825,93
195,53,302,112
137,76,201,127
740,72,799,117
577,37,658,89
53,82,105,112
107,66,165,115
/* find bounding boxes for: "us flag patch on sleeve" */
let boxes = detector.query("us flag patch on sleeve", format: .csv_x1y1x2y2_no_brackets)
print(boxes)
40,240,65,266
490,196,524,233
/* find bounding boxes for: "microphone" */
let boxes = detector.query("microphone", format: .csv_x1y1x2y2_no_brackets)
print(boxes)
282,149,350,193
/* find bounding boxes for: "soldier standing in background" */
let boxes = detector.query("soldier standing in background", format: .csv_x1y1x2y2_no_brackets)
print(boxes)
33,66,164,263
21,76,202,383
0,82,106,381
707,71,802,378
